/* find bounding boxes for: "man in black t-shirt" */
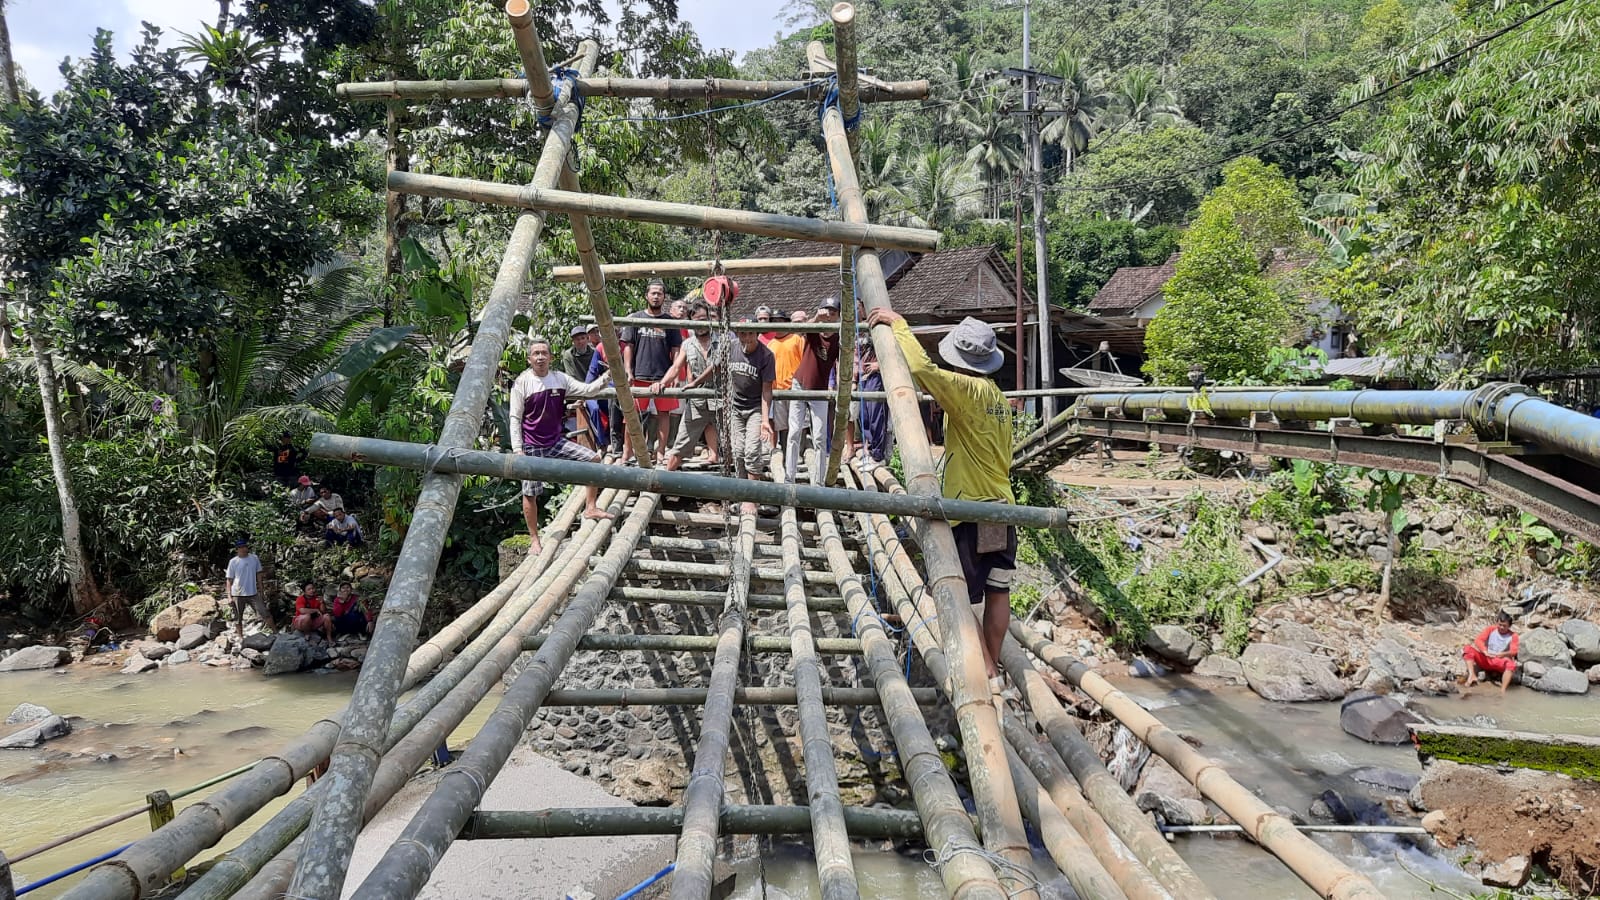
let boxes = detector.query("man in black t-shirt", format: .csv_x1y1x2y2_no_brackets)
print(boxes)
723,321,775,482
620,278,682,463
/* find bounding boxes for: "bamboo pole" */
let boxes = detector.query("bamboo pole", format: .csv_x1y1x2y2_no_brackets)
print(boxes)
522,633,862,655
776,467,858,898
652,509,817,532
817,40,1032,891
672,508,755,899
346,493,663,900
1003,719,1175,900
996,637,1215,899
504,0,553,118
1004,745,1129,900
59,488,592,900
825,251,855,487
386,172,942,252
336,76,931,103
639,534,855,563
541,686,940,706
610,586,848,613
814,506,1005,898
459,805,925,840
831,3,863,158
1010,624,1387,900
281,41,605,900
183,490,628,900
309,433,1078,529
598,554,841,584
550,257,841,281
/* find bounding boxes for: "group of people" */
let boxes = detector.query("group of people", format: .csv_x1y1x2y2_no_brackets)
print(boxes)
222,541,375,641
272,432,364,547
507,275,1021,705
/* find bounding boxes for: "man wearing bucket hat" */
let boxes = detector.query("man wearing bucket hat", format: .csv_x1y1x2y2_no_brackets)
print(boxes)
866,307,1015,697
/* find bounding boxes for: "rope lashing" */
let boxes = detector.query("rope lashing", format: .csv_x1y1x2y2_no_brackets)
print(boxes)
536,66,585,129
816,76,863,131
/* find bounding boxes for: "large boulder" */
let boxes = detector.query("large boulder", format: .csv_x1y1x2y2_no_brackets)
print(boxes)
1241,643,1345,702
242,632,277,653
1559,620,1600,665
6,703,52,724
1366,638,1423,683
263,633,332,676
0,714,71,749
1192,654,1248,685
1144,625,1205,667
1134,757,1208,826
150,595,224,643
1518,627,1574,669
1340,692,1423,744
1526,666,1589,695
0,645,71,672
176,623,214,651
1262,622,1323,656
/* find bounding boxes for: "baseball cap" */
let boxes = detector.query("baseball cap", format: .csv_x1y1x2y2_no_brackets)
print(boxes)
570,325,587,338
818,295,841,311
235,539,250,547
298,475,312,486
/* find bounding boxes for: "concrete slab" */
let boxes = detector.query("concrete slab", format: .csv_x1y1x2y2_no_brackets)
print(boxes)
343,745,674,899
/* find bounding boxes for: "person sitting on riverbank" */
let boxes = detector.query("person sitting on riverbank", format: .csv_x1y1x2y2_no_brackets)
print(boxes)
225,540,273,639
293,581,334,641
324,508,364,547
330,582,373,638
289,475,317,511
300,485,344,526
1463,611,1520,693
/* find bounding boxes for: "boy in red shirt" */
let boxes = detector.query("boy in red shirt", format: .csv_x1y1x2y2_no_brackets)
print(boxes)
1463,611,1519,693
292,581,334,641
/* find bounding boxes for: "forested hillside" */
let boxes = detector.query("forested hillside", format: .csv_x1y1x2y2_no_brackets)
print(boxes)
1,0,1594,617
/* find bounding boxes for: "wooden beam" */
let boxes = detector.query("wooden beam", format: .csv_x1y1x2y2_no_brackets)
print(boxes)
549,257,841,282
388,172,941,252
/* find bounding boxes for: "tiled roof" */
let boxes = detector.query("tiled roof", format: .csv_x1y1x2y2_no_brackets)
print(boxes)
1087,254,1178,314
726,241,1026,320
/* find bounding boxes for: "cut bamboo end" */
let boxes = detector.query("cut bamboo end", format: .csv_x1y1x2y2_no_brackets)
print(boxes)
830,3,855,25
504,0,531,21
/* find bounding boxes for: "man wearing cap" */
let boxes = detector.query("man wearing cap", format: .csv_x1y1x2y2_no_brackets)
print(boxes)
866,308,1014,691
560,325,594,381
619,278,683,463
511,335,616,554
755,306,776,345
289,475,317,513
225,539,273,639
786,295,842,484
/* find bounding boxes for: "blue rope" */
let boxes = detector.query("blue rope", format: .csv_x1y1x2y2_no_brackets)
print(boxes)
583,80,821,125
532,67,586,129
815,76,864,131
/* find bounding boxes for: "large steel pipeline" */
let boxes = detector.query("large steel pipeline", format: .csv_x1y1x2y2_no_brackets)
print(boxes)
310,433,1076,529
458,805,925,840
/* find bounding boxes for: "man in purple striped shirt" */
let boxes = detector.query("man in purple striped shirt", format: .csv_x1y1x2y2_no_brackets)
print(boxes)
510,336,614,553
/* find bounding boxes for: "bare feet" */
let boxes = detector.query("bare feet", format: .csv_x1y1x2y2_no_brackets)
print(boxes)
584,508,616,521
528,537,544,556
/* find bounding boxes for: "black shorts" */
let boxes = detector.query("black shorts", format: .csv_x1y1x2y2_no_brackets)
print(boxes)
953,522,1017,604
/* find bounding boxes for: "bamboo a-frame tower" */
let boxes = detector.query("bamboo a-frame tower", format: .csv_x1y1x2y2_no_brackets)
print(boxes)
55,5,1386,899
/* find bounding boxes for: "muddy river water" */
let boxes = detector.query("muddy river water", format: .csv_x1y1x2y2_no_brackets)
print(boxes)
4,663,1597,898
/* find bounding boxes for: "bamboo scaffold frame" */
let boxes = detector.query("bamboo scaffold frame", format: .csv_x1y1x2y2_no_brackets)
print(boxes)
816,19,1035,894
336,75,931,103
550,256,841,281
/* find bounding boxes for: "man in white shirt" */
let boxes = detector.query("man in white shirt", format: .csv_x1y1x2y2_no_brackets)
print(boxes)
289,475,317,510
324,509,364,547
510,335,615,554
299,486,345,525
224,540,273,639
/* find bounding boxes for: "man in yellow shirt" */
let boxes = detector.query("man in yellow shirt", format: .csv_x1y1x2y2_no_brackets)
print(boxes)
767,310,807,454
867,308,1015,687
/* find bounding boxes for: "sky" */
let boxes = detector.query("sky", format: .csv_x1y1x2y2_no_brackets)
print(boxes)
8,0,793,96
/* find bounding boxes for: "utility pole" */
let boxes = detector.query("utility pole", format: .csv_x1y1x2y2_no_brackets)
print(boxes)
1022,0,1054,419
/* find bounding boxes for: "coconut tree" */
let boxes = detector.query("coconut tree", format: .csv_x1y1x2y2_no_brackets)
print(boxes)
1103,67,1186,134
884,145,982,230
958,82,1023,218
1039,50,1110,174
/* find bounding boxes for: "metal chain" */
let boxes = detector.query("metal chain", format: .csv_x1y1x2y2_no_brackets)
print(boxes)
704,80,736,526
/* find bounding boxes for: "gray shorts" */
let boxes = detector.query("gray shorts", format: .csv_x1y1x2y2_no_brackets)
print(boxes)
231,594,271,625
669,401,720,459
521,439,600,496
728,407,770,479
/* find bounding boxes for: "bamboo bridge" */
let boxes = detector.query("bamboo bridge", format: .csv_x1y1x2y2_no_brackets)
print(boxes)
29,3,1600,899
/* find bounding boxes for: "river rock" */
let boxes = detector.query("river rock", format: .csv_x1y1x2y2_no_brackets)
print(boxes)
1348,766,1420,793
121,653,159,675
1340,692,1422,744
151,595,224,642
1518,628,1574,669
1134,757,1208,826
1588,665,1600,684
1263,622,1323,655
1427,510,1457,533
0,645,71,672
1480,855,1531,889
167,649,191,665
1241,643,1345,702
1367,638,1423,683
1526,666,1589,695
1408,676,1457,696
0,714,71,749
1127,658,1169,678
241,648,265,665
242,632,277,653
176,623,212,651
1420,530,1447,551
263,633,332,676
135,641,175,660
1192,654,1247,684
1253,525,1278,544
1366,543,1392,564
7,702,51,724
1559,620,1600,665
1143,625,1205,667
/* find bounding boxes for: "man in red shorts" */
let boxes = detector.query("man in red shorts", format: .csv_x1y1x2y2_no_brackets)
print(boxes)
1463,611,1519,693
619,278,682,464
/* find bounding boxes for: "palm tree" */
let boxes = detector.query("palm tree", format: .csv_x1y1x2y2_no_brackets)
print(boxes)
1103,67,1186,134
958,82,1023,218
1039,51,1110,174
854,118,901,223
884,146,982,230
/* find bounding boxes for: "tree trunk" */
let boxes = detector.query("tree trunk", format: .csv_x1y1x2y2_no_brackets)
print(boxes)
1376,527,1395,619
216,0,231,32
0,3,14,360
28,324,105,617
